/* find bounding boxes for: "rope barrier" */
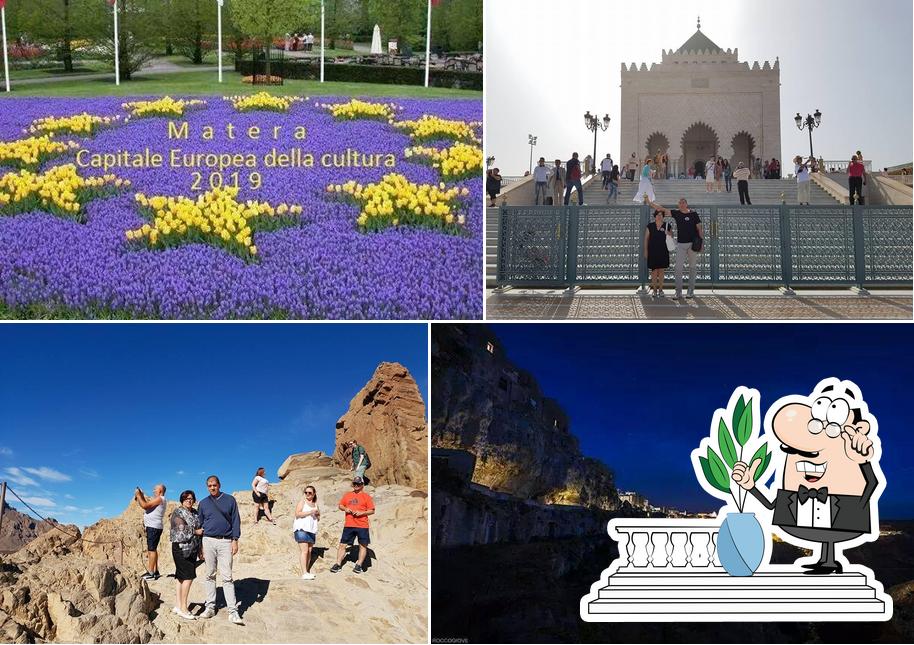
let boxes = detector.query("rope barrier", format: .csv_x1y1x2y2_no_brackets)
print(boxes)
4,483,125,565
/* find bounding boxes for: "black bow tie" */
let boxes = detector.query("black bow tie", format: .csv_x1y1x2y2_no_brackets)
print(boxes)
798,485,829,504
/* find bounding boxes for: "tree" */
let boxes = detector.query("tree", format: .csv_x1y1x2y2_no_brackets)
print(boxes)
431,0,481,52
8,0,94,73
169,0,218,64
367,0,424,53
229,0,316,78
82,0,169,81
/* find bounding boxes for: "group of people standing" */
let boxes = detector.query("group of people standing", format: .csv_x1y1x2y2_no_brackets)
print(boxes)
642,196,703,299
284,33,315,52
132,443,376,626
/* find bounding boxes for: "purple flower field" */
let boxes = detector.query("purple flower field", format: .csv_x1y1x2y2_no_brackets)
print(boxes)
0,96,482,319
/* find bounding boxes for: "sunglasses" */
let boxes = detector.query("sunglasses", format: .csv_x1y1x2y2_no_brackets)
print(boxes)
305,491,315,496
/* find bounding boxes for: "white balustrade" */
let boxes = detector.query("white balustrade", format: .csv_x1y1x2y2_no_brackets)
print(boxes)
611,519,722,570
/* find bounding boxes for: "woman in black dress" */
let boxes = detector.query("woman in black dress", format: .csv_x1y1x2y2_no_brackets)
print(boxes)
643,209,672,297
486,168,502,207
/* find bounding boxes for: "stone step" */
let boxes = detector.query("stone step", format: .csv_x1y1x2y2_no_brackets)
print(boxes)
598,585,876,600
587,598,887,615
586,570,887,618
604,571,867,586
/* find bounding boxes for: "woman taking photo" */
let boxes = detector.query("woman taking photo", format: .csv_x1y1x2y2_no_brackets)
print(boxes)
252,467,275,525
170,490,203,620
293,485,321,580
643,207,673,298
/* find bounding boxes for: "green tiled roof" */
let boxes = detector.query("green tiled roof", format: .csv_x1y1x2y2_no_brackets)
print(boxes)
677,30,724,54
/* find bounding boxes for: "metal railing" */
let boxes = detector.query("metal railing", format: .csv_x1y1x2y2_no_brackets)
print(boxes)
820,159,873,173
495,204,913,289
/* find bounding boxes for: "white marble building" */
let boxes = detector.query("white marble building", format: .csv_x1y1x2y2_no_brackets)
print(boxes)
619,21,781,178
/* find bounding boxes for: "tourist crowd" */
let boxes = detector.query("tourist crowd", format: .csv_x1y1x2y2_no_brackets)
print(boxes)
132,440,375,625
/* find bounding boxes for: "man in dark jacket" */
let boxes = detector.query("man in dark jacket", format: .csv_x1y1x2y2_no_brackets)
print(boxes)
198,475,244,624
563,152,584,205
733,381,882,575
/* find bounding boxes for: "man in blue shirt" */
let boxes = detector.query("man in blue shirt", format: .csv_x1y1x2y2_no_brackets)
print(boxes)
197,475,244,625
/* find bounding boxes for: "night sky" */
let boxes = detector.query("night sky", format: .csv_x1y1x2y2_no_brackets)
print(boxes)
488,323,912,519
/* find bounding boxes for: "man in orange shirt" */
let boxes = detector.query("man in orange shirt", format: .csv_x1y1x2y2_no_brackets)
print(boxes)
330,477,375,574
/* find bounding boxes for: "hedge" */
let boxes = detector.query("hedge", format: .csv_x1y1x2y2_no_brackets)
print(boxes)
235,59,481,91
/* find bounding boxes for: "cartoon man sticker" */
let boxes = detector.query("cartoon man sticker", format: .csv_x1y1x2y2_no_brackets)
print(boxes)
732,378,884,575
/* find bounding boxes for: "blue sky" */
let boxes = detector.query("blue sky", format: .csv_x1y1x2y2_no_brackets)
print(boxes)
0,324,428,528
486,0,913,174
490,323,913,519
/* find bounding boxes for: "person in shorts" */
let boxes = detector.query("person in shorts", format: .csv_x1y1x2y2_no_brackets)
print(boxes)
293,485,321,580
169,490,203,620
135,483,166,581
349,440,371,482
251,467,275,525
330,477,375,574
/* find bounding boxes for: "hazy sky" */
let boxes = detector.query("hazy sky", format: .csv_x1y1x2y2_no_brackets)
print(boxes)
485,0,913,175
0,324,428,528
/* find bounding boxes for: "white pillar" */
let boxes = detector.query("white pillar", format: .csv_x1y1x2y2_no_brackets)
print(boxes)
1,7,9,93
217,0,223,83
320,0,325,83
112,0,120,86
424,0,432,88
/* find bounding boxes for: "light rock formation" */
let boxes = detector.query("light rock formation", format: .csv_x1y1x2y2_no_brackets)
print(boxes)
332,362,428,491
0,502,57,554
0,455,428,644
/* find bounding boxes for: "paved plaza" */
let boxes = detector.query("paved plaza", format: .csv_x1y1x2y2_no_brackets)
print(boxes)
486,288,913,320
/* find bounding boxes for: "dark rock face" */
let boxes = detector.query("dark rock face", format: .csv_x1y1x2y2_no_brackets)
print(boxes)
432,466,615,547
432,325,619,510
0,502,57,554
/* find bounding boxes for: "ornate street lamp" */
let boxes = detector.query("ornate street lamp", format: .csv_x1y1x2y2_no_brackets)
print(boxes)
486,156,495,169
584,111,611,174
527,134,537,174
795,108,822,159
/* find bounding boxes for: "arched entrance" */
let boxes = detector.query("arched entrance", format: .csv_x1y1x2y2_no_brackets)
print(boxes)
731,131,755,170
681,123,719,179
645,132,670,179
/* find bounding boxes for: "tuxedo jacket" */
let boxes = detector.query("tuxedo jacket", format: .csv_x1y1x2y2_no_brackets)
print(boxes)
749,462,877,534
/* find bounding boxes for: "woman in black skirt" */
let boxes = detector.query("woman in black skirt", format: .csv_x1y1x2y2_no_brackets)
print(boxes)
643,209,672,297
170,490,203,620
486,168,502,206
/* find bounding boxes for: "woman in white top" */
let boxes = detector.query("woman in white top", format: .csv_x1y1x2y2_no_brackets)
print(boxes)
251,467,275,525
705,159,716,192
293,486,321,579
632,157,656,204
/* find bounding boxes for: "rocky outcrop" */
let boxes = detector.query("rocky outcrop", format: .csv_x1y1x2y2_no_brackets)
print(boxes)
432,325,619,510
0,502,57,554
0,454,428,644
0,528,162,643
333,361,428,491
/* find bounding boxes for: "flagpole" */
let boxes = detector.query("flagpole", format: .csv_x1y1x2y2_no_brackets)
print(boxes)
217,0,223,83
112,0,120,86
319,0,324,83
423,0,431,88
1,6,9,93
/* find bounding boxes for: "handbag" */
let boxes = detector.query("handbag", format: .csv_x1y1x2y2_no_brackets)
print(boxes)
664,222,677,253
692,233,704,253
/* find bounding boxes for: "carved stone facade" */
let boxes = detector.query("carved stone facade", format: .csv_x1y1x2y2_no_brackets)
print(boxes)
619,24,781,178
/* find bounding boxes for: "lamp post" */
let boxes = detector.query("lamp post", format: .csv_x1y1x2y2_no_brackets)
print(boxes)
486,156,495,169
527,134,537,174
584,111,610,174
794,109,822,159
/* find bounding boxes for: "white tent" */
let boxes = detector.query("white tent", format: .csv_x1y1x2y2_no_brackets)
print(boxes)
370,24,382,55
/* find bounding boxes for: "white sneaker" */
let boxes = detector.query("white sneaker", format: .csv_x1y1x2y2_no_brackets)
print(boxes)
179,610,197,621
301,573,316,580
228,610,245,626
171,606,180,616
199,607,216,619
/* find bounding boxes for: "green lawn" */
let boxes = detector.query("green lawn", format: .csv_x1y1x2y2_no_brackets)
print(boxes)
3,69,481,98
6,61,110,80
163,53,236,67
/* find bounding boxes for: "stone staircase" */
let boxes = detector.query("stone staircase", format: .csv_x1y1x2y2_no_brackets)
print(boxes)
585,569,890,620
585,177,841,206
486,206,499,288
